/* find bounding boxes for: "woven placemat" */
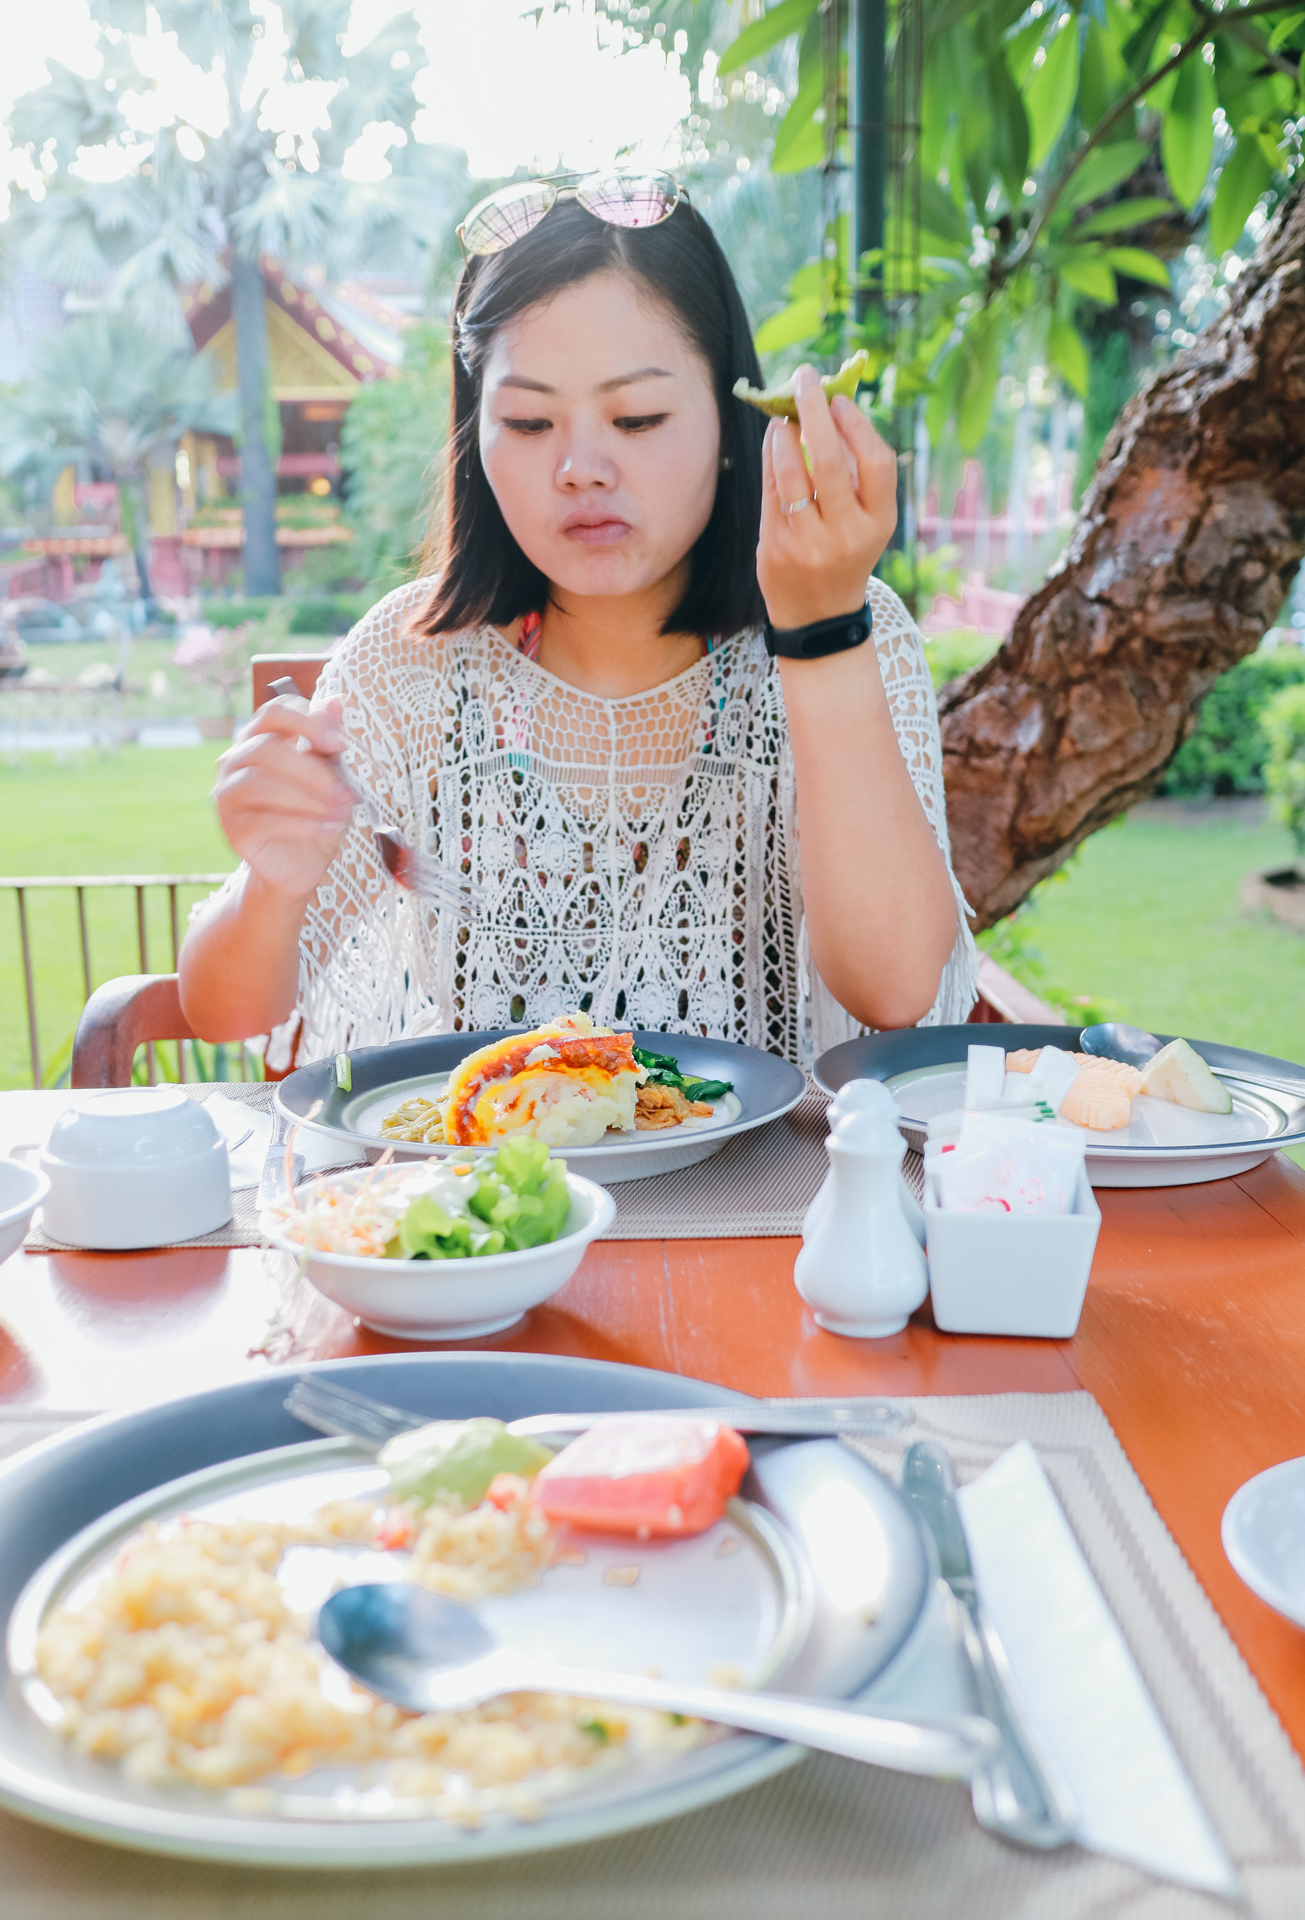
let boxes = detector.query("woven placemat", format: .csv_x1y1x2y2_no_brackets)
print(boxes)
23,1084,922,1251
0,1390,1300,1918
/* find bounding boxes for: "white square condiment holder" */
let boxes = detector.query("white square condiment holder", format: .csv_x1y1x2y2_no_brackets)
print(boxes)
922,1157,1102,1339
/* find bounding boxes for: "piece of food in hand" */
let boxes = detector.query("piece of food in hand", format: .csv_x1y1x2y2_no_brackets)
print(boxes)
380,1416,554,1510
442,1011,644,1147
1058,1059,1141,1131
533,1415,750,1538
733,349,869,419
1138,1037,1233,1114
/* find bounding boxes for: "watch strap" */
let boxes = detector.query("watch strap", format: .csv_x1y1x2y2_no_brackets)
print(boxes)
764,604,872,660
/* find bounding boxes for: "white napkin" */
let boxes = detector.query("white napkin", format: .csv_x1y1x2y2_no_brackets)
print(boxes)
956,1441,1238,1894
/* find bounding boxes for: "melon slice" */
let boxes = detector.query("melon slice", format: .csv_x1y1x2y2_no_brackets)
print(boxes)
1138,1038,1232,1114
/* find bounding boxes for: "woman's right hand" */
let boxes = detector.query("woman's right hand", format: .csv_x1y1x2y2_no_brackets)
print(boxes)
213,694,357,900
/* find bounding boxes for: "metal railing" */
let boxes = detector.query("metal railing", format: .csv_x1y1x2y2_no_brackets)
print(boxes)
6,873,237,1087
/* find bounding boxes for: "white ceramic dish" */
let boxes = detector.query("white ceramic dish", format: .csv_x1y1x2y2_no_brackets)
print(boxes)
275,1031,807,1184
0,1158,50,1265
0,1353,930,1868
922,1163,1101,1338
38,1087,231,1248
815,1024,1305,1190
261,1170,617,1338
1222,1457,1305,1629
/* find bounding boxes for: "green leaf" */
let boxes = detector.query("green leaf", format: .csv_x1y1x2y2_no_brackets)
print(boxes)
956,317,1001,451
1058,252,1118,302
770,69,824,173
718,0,819,75
1268,11,1305,53
1048,314,1090,396
754,295,824,353
1025,17,1081,169
1059,140,1153,213
1006,16,1047,90
1070,196,1174,236
1079,19,1111,130
1209,135,1273,254
926,343,963,443
1162,52,1217,211
918,176,971,249
988,52,1031,203
1103,246,1170,288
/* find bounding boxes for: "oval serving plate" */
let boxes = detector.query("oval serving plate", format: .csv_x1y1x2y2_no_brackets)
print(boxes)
0,1353,928,1869
275,1032,807,1183
815,1023,1305,1189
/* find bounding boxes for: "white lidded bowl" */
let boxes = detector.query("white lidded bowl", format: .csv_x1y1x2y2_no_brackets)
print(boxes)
0,1158,51,1265
261,1169,617,1339
39,1087,231,1250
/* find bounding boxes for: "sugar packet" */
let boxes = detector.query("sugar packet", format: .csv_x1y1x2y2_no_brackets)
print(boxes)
933,1108,1086,1216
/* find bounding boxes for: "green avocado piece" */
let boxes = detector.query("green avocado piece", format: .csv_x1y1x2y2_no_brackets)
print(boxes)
379,1417,554,1509
733,350,869,419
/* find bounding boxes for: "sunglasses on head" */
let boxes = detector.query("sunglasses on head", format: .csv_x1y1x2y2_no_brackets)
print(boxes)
457,170,685,258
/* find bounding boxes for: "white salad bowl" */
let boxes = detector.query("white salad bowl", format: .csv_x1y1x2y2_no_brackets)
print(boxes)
260,1171,617,1339
0,1157,51,1265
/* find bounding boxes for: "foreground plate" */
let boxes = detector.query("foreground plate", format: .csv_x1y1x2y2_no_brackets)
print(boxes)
815,1024,1305,1189
276,1033,806,1183
1222,1458,1305,1630
0,1354,928,1868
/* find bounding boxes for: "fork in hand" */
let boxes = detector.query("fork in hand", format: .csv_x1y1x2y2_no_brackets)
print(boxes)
267,676,483,917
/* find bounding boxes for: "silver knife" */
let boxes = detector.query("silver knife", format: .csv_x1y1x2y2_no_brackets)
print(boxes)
901,1440,1078,1849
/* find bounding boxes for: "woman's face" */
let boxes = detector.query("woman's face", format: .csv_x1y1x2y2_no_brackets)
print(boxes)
478,270,721,603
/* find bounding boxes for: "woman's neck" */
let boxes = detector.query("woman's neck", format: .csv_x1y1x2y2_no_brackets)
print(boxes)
534,565,705,697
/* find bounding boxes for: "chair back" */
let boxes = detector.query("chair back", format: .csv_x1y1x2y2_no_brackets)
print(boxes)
251,652,330,709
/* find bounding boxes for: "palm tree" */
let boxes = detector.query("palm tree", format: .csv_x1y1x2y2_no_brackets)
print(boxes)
7,0,469,594
0,314,237,603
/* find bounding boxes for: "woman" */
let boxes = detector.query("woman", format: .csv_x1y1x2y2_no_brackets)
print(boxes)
179,173,975,1067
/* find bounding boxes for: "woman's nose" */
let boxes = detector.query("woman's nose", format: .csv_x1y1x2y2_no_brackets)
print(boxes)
556,438,616,490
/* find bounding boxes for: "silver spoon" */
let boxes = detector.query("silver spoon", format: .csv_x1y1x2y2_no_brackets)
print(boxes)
317,1583,998,1780
1078,1022,1162,1069
1080,1021,1305,1099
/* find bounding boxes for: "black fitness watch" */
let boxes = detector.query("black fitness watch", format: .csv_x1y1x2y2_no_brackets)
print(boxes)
763,603,872,660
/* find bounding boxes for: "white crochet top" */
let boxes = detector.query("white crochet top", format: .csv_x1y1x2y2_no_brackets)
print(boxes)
233,573,976,1067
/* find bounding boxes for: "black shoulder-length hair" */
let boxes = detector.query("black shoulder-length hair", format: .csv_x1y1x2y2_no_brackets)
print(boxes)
413,194,767,642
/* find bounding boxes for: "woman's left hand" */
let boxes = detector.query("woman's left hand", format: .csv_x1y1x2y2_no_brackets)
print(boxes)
756,365,898,631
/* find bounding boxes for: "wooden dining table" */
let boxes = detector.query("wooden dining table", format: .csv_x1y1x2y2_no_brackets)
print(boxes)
4,1085,1305,1771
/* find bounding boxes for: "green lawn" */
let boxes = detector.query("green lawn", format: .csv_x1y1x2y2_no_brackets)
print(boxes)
0,746,236,1087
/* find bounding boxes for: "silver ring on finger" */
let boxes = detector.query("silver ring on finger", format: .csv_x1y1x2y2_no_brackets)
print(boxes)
782,494,815,516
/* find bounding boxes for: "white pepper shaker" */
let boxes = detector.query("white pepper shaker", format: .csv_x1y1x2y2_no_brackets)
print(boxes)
805,1078,925,1246
794,1105,930,1338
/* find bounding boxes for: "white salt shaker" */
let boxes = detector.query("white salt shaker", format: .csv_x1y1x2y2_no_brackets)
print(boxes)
804,1079,925,1247
794,1103,929,1338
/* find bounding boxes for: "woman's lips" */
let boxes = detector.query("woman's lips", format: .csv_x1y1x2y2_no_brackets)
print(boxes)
562,516,632,547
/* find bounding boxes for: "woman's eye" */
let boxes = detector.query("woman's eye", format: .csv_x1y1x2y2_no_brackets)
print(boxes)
613,413,670,434
503,416,551,436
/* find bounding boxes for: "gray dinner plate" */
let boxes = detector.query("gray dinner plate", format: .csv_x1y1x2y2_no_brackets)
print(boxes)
275,1032,807,1182
0,1353,929,1868
815,1024,1305,1188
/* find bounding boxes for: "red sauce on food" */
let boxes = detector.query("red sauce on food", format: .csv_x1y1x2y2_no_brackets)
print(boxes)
444,1031,637,1144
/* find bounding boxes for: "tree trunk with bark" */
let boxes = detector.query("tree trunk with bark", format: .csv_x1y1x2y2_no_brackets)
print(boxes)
939,188,1305,930
230,253,281,598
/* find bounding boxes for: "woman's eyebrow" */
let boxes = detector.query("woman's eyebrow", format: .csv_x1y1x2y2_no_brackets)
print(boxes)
597,367,673,393
495,367,674,397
